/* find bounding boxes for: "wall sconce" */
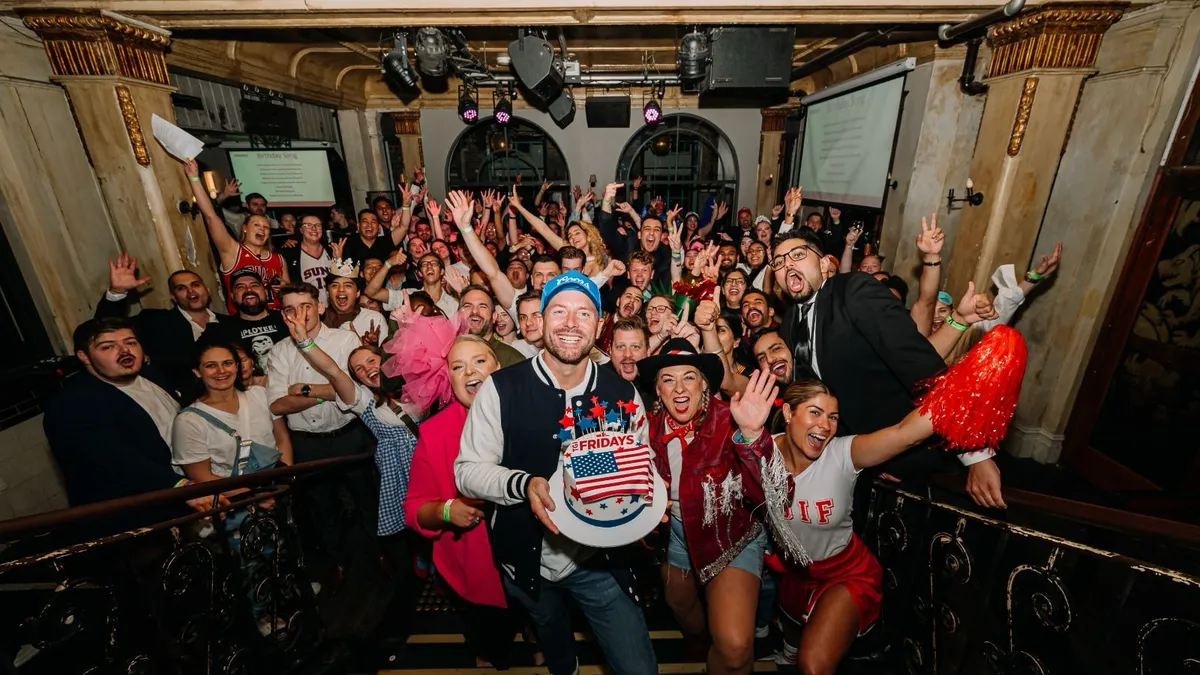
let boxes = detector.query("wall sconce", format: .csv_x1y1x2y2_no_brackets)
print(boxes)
203,171,218,200
947,178,984,209
178,197,201,219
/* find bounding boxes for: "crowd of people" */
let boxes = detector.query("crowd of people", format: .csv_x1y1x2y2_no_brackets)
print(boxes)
44,158,1062,673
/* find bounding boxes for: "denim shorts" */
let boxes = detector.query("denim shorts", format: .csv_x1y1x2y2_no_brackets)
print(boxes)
667,516,768,578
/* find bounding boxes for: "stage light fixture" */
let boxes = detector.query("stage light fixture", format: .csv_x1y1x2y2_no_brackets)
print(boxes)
458,86,479,124
414,27,449,77
494,89,513,125
643,97,662,125
677,30,711,83
382,33,418,90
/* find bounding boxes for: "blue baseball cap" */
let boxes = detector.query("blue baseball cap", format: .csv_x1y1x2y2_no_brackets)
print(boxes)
937,291,953,306
541,270,602,313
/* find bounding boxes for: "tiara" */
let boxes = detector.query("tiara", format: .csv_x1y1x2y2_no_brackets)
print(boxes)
328,257,359,278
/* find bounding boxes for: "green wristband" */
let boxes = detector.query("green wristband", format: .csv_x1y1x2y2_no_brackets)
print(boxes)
442,499,454,523
187,176,200,183
315,397,324,405
1026,270,1045,281
946,315,969,332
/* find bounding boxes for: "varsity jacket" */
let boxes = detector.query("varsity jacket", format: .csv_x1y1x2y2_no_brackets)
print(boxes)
648,397,770,583
455,355,648,598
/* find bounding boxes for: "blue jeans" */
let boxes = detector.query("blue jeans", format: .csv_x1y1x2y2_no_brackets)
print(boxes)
503,566,657,675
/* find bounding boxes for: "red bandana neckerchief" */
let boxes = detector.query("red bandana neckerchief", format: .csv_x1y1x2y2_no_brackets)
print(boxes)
663,416,697,452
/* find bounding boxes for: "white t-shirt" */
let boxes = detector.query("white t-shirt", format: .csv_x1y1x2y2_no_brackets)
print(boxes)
300,248,331,304
385,287,459,318
171,387,279,478
340,308,391,344
772,434,859,562
508,338,540,359
116,376,179,446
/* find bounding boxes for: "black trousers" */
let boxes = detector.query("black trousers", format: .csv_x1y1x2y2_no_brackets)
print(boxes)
291,421,378,565
443,582,518,668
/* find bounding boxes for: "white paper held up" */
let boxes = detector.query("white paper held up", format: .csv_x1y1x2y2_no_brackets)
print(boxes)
151,113,204,161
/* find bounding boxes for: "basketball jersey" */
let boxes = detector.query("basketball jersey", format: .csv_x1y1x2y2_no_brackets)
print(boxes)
221,244,286,314
300,248,331,304
771,435,859,562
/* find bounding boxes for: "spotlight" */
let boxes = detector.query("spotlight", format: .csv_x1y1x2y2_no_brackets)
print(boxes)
494,89,513,125
677,30,711,83
458,86,478,124
643,98,662,126
414,27,449,77
382,33,418,90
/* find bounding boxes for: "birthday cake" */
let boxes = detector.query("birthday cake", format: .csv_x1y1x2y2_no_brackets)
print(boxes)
562,430,655,528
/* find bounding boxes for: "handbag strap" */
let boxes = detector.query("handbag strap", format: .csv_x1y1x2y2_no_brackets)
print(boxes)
182,405,242,440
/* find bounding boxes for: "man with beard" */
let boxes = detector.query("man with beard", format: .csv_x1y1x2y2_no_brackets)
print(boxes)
224,269,288,374
456,271,658,675
326,261,389,347
720,268,749,322
97,253,230,396
458,285,525,367
597,284,645,353
344,210,395,266
740,289,776,333
596,182,671,285
716,242,739,274
605,318,653,401
771,229,1007,508
187,159,288,314
45,318,226,529
751,328,794,385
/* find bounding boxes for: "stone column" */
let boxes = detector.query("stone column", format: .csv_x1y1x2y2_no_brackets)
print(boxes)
756,108,789,217
22,11,218,309
943,5,1126,296
391,109,425,183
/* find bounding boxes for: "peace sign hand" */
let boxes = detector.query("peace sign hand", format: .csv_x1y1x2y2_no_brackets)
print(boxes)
915,212,945,256
360,320,381,347
729,370,779,443
1034,241,1063,277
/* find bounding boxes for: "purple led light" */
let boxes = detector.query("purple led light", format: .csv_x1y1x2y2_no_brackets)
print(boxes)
462,108,478,122
643,106,661,125
496,110,511,124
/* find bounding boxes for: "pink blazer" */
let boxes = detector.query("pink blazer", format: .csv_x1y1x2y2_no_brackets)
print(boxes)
403,401,507,608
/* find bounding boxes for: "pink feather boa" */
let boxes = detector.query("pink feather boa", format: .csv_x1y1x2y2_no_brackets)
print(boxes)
380,309,467,413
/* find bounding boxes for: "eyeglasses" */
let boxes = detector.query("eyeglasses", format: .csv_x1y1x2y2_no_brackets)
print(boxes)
646,304,672,316
300,222,322,229
769,245,814,270
724,278,747,287
418,261,441,270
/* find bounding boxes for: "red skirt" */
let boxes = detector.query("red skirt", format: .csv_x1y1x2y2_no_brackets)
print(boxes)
777,533,882,634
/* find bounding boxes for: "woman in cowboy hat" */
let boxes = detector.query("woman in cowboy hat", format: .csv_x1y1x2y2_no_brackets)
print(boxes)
637,338,772,675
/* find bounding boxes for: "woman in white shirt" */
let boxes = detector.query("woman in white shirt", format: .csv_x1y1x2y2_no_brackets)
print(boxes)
172,342,292,482
729,372,939,674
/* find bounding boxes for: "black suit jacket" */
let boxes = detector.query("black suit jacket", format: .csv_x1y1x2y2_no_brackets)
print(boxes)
94,294,233,397
44,367,190,531
780,272,946,438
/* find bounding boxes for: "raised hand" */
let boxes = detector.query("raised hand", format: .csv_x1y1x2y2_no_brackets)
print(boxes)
603,258,627,279
389,289,414,325
330,239,346,261
693,298,719,332
443,263,468,294
915,212,945,256
956,281,999,324
845,223,864,246
219,178,240,200
360,320,381,347
771,203,784,219
425,198,442,222
541,178,552,192
829,207,841,222
481,189,495,210
414,166,425,184
400,183,413,207
1034,241,1063,277
786,186,803,216
604,182,622,201
446,190,474,230
616,201,635,216
666,203,683,226
387,248,407,267
183,158,200,179
729,370,779,442
108,253,152,294
667,219,683,252
282,308,310,342
715,201,729,221
509,184,523,208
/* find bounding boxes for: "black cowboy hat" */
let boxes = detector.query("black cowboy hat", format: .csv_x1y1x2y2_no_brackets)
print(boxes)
636,338,725,396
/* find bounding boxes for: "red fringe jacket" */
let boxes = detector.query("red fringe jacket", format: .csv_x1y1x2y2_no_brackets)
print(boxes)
648,396,770,583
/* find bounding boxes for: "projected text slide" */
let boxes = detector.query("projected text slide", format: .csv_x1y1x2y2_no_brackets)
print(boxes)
228,150,336,207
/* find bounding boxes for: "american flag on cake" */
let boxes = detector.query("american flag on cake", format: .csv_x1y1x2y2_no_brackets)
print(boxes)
570,445,653,504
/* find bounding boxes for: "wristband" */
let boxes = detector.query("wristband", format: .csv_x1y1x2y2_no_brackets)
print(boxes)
187,176,200,183
1025,270,1044,283
295,337,315,350
946,315,970,332
315,397,324,405
174,478,193,488
922,259,942,267
401,206,411,211
384,260,393,269
442,499,454,523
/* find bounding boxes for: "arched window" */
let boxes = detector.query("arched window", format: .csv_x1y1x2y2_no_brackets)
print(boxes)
615,113,738,214
445,116,570,199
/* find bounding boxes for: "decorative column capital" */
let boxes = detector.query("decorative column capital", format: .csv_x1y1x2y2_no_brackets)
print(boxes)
390,110,422,135
21,10,171,85
986,3,1126,78
761,107,795,133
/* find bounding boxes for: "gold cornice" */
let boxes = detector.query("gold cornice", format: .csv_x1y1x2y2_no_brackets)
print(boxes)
986,3,1126,78
1007,76,1039,156
390,109,421,135
761,108,792,133
22,11,169,84
114,84,151,166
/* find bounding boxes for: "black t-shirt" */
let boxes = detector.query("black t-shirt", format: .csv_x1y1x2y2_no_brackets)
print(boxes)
343,235,396,266
225,311,288,373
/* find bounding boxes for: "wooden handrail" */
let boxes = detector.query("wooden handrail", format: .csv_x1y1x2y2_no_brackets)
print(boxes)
0,453,371,540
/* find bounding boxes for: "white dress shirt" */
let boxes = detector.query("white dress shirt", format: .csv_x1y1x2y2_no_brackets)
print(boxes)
340,308,391,343
116,376,179,445
266,325,361,433
104,289,217,341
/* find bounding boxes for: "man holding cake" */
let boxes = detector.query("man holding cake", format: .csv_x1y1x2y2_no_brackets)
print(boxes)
455,271,659,675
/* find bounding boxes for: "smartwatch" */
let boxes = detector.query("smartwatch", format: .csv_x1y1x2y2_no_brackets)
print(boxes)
300,384,311,397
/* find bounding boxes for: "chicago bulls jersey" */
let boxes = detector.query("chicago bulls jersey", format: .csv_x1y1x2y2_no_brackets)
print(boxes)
221,244,286,314
776,435,859,561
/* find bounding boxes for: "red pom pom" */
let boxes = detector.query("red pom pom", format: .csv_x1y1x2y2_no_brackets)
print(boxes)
916,325,1027,451
671,278,717,303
